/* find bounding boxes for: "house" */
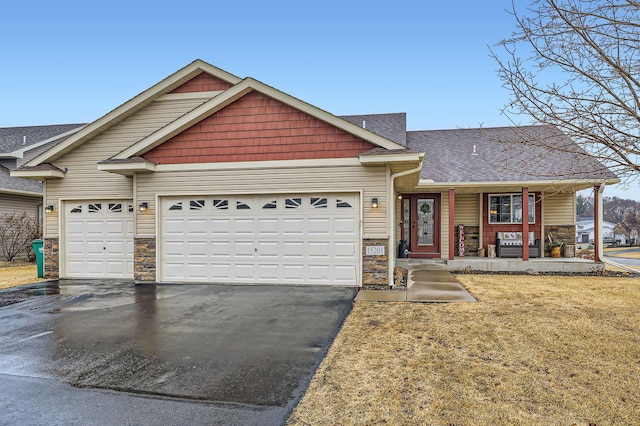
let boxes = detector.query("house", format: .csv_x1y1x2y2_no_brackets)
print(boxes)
12,60,618,286
1,124,84,218
576,218,628,246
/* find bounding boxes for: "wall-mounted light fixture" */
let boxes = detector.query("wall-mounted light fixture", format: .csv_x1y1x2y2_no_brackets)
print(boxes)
138,202,148,212
45,205,55,214
397,194,403,200
371,197,379,209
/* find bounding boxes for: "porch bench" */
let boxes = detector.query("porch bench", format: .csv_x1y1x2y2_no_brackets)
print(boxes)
496,232,541,258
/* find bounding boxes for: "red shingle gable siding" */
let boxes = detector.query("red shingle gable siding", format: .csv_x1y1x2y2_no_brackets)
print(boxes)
170,72,232,93
143,91,377,164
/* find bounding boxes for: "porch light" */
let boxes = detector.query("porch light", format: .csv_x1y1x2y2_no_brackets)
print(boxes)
45,205,55,214
397,194,403,200
371,197,379,209
138,202,148,212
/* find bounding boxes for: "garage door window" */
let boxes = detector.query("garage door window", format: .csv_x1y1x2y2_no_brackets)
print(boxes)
311,197,327,208
213,199,229,210
337,199,353,208
190,200,205,210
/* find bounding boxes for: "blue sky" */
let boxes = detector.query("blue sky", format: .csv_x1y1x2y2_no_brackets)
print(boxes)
1,0,637,199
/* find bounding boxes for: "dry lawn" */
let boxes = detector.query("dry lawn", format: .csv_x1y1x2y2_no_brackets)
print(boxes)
607,251,640,259
289,275,640,425
0,262,46,290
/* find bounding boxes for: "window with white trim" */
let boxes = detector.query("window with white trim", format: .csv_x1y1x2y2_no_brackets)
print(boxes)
489,194,535,224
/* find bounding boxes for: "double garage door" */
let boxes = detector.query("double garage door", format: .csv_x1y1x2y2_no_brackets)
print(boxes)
160,193,360,285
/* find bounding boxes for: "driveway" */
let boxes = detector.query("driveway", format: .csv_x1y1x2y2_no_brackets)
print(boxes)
0,281,355,425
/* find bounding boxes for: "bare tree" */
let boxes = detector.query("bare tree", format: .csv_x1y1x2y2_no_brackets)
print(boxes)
0,212,42,262
493,0,640,183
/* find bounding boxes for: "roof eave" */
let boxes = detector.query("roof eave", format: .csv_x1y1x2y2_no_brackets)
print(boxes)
416,177,620,192
0,188,42,198
359,152,424,165
96,161,156,176
10,168,65,180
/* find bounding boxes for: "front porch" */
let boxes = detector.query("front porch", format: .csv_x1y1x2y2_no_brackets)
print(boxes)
396,257,604,274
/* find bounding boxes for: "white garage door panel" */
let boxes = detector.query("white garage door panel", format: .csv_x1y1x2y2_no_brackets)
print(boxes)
64,201,134,279
161,194,360,285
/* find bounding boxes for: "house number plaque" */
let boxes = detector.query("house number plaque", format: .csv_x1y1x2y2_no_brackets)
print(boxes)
366,246,386,256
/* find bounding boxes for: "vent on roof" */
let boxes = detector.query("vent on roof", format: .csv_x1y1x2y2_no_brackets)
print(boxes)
472,144,478,156
22,136,26,145
362,120,366,129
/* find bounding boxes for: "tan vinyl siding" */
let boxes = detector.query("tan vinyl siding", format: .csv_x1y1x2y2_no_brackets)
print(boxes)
543,192,575,225
136,164,388,237
454,193,479,225
44,98,207,236
441,191,449,258
0,194,40,217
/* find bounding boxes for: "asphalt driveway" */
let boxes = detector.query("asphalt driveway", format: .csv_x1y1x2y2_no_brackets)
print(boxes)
0,280,355,425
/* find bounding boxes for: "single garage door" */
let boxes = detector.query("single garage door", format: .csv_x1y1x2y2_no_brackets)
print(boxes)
64,200,134,278
161,193,360,285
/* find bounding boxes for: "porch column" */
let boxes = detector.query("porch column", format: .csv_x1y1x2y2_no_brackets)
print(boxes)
449,188,455,260
594,184,602,262
522,187,529,261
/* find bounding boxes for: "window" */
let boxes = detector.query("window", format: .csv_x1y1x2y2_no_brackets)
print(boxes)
190,199,205,210
310,197,327,208
489,194,535,224
213,199,228,210
336,199,353,208
262,200,277,209
88,203,102,213
285,198,302,209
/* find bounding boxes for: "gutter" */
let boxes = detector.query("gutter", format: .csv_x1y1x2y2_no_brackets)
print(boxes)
387,158,424,287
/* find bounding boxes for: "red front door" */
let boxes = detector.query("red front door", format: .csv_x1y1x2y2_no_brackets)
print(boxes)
402,194,441,258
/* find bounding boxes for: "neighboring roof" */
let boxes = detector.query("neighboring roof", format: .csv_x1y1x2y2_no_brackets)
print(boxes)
408,125,619,183
0,164,41,195
0,124,85,154
340,113,407,146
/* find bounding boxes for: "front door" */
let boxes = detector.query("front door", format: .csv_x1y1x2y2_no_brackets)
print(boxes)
402,194,441,258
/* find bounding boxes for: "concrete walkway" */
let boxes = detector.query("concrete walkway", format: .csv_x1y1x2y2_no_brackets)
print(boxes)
356,268,476,303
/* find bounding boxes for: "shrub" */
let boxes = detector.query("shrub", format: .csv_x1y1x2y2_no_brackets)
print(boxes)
0,212,42,262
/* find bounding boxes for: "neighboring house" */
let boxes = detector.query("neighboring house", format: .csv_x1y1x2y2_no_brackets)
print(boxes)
12,60,618,286
576,219,628,245
0,124,85,218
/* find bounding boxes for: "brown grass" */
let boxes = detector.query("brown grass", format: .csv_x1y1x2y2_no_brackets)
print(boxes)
288,275,640,425
607,251,640,259
0,263,47,290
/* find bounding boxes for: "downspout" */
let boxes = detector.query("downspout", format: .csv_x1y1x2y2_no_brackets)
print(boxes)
388,158,424,287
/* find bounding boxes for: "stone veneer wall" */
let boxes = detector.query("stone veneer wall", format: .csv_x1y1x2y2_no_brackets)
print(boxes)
362,238,389,286
135,237,156,281
543,225,576,256
43,238,59,279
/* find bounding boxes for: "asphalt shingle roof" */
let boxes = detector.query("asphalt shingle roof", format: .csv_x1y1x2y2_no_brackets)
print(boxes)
0,164,41,194
407,125,617,182
0,124,85,153
340,113,407,146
